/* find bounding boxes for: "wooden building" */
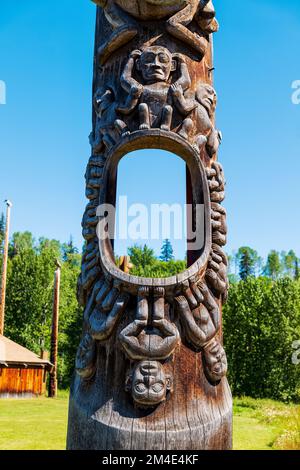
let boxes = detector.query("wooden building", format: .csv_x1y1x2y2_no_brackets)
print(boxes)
0,335,52,398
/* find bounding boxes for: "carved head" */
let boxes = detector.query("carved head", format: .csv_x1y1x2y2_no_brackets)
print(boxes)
136,46,176,84
196,83,217,116
93,88,114,117
203,339,227,383
126,360,172,407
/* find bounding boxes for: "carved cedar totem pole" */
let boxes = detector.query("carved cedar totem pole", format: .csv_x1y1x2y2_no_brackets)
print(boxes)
67,0,232,450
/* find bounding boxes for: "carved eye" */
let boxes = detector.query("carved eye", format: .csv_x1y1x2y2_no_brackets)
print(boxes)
152,382,164,393
143,53,155,64
134,382,147,393
159,54,169,64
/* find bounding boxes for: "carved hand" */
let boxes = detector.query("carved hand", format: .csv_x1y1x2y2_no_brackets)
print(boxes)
130,84,144,98
75,332,96,379
206,243,229,301
130,49,142,60
171,82,184,98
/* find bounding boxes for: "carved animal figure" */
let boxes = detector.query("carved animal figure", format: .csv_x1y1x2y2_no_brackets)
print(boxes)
117,47,196,135
92,0,218,63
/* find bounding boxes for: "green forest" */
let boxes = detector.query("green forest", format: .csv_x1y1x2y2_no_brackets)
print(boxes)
0,216,299,401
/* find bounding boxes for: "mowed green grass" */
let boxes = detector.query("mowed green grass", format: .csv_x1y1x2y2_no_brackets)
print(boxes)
0,393,299,450
0,390,69,450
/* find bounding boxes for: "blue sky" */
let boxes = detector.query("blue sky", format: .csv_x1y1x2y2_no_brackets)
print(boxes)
0,0,299,259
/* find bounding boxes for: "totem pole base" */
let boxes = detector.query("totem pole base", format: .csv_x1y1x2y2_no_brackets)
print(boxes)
67,348,232,450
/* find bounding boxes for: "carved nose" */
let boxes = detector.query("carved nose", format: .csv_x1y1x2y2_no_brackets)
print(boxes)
144,376,151,387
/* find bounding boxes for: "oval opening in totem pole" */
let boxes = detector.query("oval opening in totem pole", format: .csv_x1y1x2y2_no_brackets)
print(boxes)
67,0,232,450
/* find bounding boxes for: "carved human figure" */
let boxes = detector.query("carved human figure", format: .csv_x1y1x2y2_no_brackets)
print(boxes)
175,282,227,383
90,87,129,153
175,282,220,348
119,287,180,361
203,338,227,384
117,47,196,136
76,278,130,379
193,83,222,157
92,1,218,64
88,279,130,341
126,360,173,407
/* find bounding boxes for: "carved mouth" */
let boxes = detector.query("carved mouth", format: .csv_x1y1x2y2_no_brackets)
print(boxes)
146,69,165,80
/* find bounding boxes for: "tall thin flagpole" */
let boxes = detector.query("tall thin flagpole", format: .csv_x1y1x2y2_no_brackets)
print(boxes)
0,200,12,336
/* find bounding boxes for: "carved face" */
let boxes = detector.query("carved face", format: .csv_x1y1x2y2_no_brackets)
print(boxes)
94,89,114,117
196,84,217,116
137,47,176,83
129,361,171,406
203,340,227,382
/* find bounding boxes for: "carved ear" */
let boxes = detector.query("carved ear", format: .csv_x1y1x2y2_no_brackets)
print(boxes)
172,53,186,64
125,373,132,392
165,375,173,391
171,60,177,72
136,60,141,72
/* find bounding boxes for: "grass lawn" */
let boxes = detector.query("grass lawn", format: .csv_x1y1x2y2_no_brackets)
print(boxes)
0,393,299,450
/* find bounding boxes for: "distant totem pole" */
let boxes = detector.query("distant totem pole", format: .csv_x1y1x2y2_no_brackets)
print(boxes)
67,0,232,450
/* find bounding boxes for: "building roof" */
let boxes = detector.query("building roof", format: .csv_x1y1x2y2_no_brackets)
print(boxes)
0,335,52,370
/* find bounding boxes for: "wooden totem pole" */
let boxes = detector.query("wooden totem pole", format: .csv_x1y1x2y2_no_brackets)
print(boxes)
67,0,232,450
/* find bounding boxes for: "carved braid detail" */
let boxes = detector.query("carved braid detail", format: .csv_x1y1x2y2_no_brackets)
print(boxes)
206,161,229,302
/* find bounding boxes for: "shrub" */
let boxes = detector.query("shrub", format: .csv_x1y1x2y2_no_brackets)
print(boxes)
223,277,300,402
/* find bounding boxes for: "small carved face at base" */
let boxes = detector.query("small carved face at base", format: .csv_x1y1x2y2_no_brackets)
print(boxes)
203,339,227,383
196,84,217,116
127,361,172,407
137,47,176,84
